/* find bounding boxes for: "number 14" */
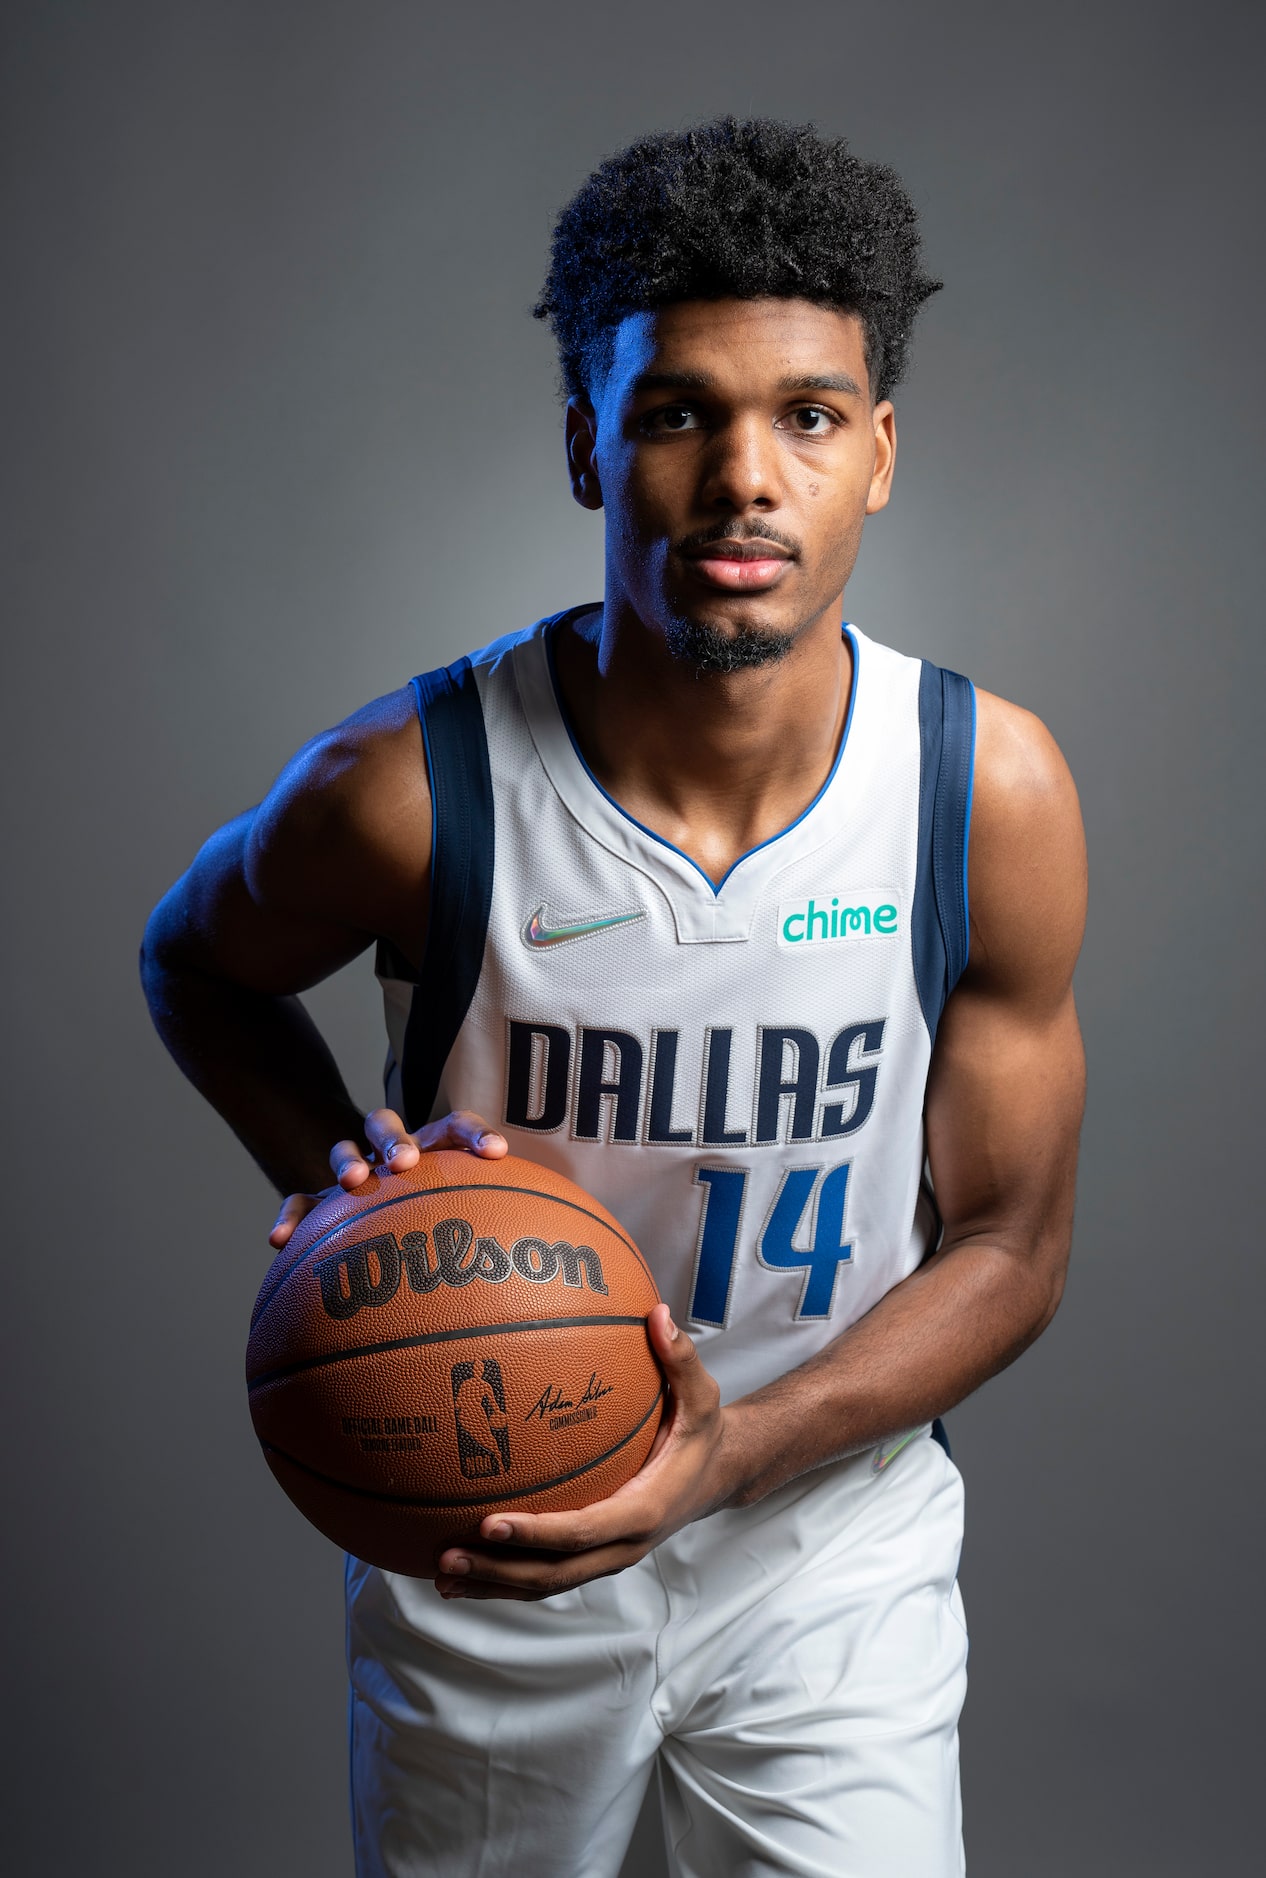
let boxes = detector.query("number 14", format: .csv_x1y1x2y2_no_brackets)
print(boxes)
689,1163,855,1327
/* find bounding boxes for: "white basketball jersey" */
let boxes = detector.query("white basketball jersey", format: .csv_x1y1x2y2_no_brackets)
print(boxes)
377,606,975,1405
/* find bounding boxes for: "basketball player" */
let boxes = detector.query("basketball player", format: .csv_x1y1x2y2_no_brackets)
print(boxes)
142,120,1086,1876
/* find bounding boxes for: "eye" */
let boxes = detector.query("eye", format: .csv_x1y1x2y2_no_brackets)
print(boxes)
778,405,839,435
643,404,702,433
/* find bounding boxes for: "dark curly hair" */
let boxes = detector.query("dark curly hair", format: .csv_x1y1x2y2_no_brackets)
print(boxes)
534,117,941,405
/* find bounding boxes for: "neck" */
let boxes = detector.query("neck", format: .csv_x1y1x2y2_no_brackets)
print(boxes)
551,593,854,887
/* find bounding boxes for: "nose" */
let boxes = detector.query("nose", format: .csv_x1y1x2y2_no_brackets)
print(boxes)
699,412,782,513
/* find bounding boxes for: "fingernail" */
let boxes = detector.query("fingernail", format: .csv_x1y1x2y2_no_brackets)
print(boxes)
667,1315,680,1341
477,1133,496,1149
486,1521,512,1541
386,1142,402,1160
447,1555,470,1575
441,1586,467,1600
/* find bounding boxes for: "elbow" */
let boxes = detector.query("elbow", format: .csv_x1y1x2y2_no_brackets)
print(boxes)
139,905,162,984
139,886,189,1012
1026,1245,1071,1346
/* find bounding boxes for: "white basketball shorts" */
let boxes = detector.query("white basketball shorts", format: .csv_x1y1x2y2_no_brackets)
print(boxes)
346,1429,967,1878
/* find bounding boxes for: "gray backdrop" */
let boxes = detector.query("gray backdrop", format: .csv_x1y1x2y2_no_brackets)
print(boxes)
3,2,1262,1873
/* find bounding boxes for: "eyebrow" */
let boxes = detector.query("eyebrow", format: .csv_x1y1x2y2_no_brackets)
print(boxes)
628,371,714,393
778,372,864,397
628,369,864,398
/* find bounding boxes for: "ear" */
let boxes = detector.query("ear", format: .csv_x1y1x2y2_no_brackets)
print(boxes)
865,401,897,515
565,398,603,511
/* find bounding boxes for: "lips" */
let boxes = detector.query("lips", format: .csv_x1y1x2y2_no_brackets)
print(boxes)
681,540,794,593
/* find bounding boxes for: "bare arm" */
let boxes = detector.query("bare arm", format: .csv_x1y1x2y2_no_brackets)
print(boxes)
434,688,1087,1599
720,687,1086,1496
140,688,437,1202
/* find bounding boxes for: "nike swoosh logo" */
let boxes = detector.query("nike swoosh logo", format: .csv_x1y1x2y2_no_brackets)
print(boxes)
522,904,647,949
871,1425,931,1475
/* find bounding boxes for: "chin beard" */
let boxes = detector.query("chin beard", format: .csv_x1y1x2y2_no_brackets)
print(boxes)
663,616,795,675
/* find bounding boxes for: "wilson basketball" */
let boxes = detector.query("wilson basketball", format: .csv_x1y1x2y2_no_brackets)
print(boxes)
245,1152,664,1574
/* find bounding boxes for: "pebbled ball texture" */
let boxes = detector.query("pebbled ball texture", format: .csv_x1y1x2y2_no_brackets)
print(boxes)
246,1151,664,1574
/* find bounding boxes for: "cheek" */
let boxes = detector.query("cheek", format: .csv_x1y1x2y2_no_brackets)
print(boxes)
625,449,686,509
797,451,874,525
796,472,866,545
606,460,679,551
798,490,868,592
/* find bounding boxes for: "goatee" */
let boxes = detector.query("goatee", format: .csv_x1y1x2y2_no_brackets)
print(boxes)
664,617,794,675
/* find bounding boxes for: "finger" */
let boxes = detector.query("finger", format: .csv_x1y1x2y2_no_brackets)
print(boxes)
468,1477,660,1557
362,1109,421,1171
268,1191,320,1249
434,1540,640,1600
435,1578,548,1603
412,1109,508,1159
329,1137,375,1189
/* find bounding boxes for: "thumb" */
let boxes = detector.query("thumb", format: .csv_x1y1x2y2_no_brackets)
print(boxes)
647,1303,714,1413
268,1190,320,1250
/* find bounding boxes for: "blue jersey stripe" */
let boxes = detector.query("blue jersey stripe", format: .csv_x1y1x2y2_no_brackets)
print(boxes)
912,661,976,1040
397,657,496,1129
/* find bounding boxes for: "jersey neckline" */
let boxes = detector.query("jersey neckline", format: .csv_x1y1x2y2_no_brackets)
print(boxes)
540,604,860,900
510,605,866,944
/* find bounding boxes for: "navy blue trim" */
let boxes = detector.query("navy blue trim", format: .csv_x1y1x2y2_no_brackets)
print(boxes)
544,610,860,897
931,1417,951,1458
961,684,977,938
396,657,495,1128
912,662,976,1041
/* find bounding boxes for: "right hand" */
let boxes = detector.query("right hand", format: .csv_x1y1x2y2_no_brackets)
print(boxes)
267,1108,508,1250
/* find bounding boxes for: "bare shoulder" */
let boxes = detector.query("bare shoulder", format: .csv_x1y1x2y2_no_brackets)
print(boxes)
246,685,431,956
966,688,1087,998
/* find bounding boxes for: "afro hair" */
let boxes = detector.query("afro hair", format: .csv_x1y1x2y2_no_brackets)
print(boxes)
534,117,941,405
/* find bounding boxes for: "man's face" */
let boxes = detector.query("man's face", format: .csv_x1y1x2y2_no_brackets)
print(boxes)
567,297,896,668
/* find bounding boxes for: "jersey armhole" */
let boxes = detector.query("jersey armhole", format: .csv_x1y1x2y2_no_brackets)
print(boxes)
912,662,976,1042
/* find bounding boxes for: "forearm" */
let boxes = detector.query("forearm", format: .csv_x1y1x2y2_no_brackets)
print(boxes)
718,1233,1064,1506
141,949,365,1196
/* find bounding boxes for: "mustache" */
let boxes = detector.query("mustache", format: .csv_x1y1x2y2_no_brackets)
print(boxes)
673,520,801,558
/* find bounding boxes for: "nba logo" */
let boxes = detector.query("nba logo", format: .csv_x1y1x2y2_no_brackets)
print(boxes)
450,1358,512,1478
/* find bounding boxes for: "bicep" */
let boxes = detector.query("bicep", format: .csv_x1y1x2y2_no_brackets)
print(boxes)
146,809,376,996
146,685,431,995
925,979,1085,1258
924,690,1087,1284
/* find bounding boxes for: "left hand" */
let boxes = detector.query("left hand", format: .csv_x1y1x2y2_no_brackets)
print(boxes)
434,1305,735,1601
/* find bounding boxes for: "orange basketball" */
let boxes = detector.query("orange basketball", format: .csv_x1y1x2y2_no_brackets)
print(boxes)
245,1152,664,1574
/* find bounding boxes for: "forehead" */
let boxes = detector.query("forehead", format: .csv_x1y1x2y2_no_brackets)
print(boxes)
605,298,869,396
